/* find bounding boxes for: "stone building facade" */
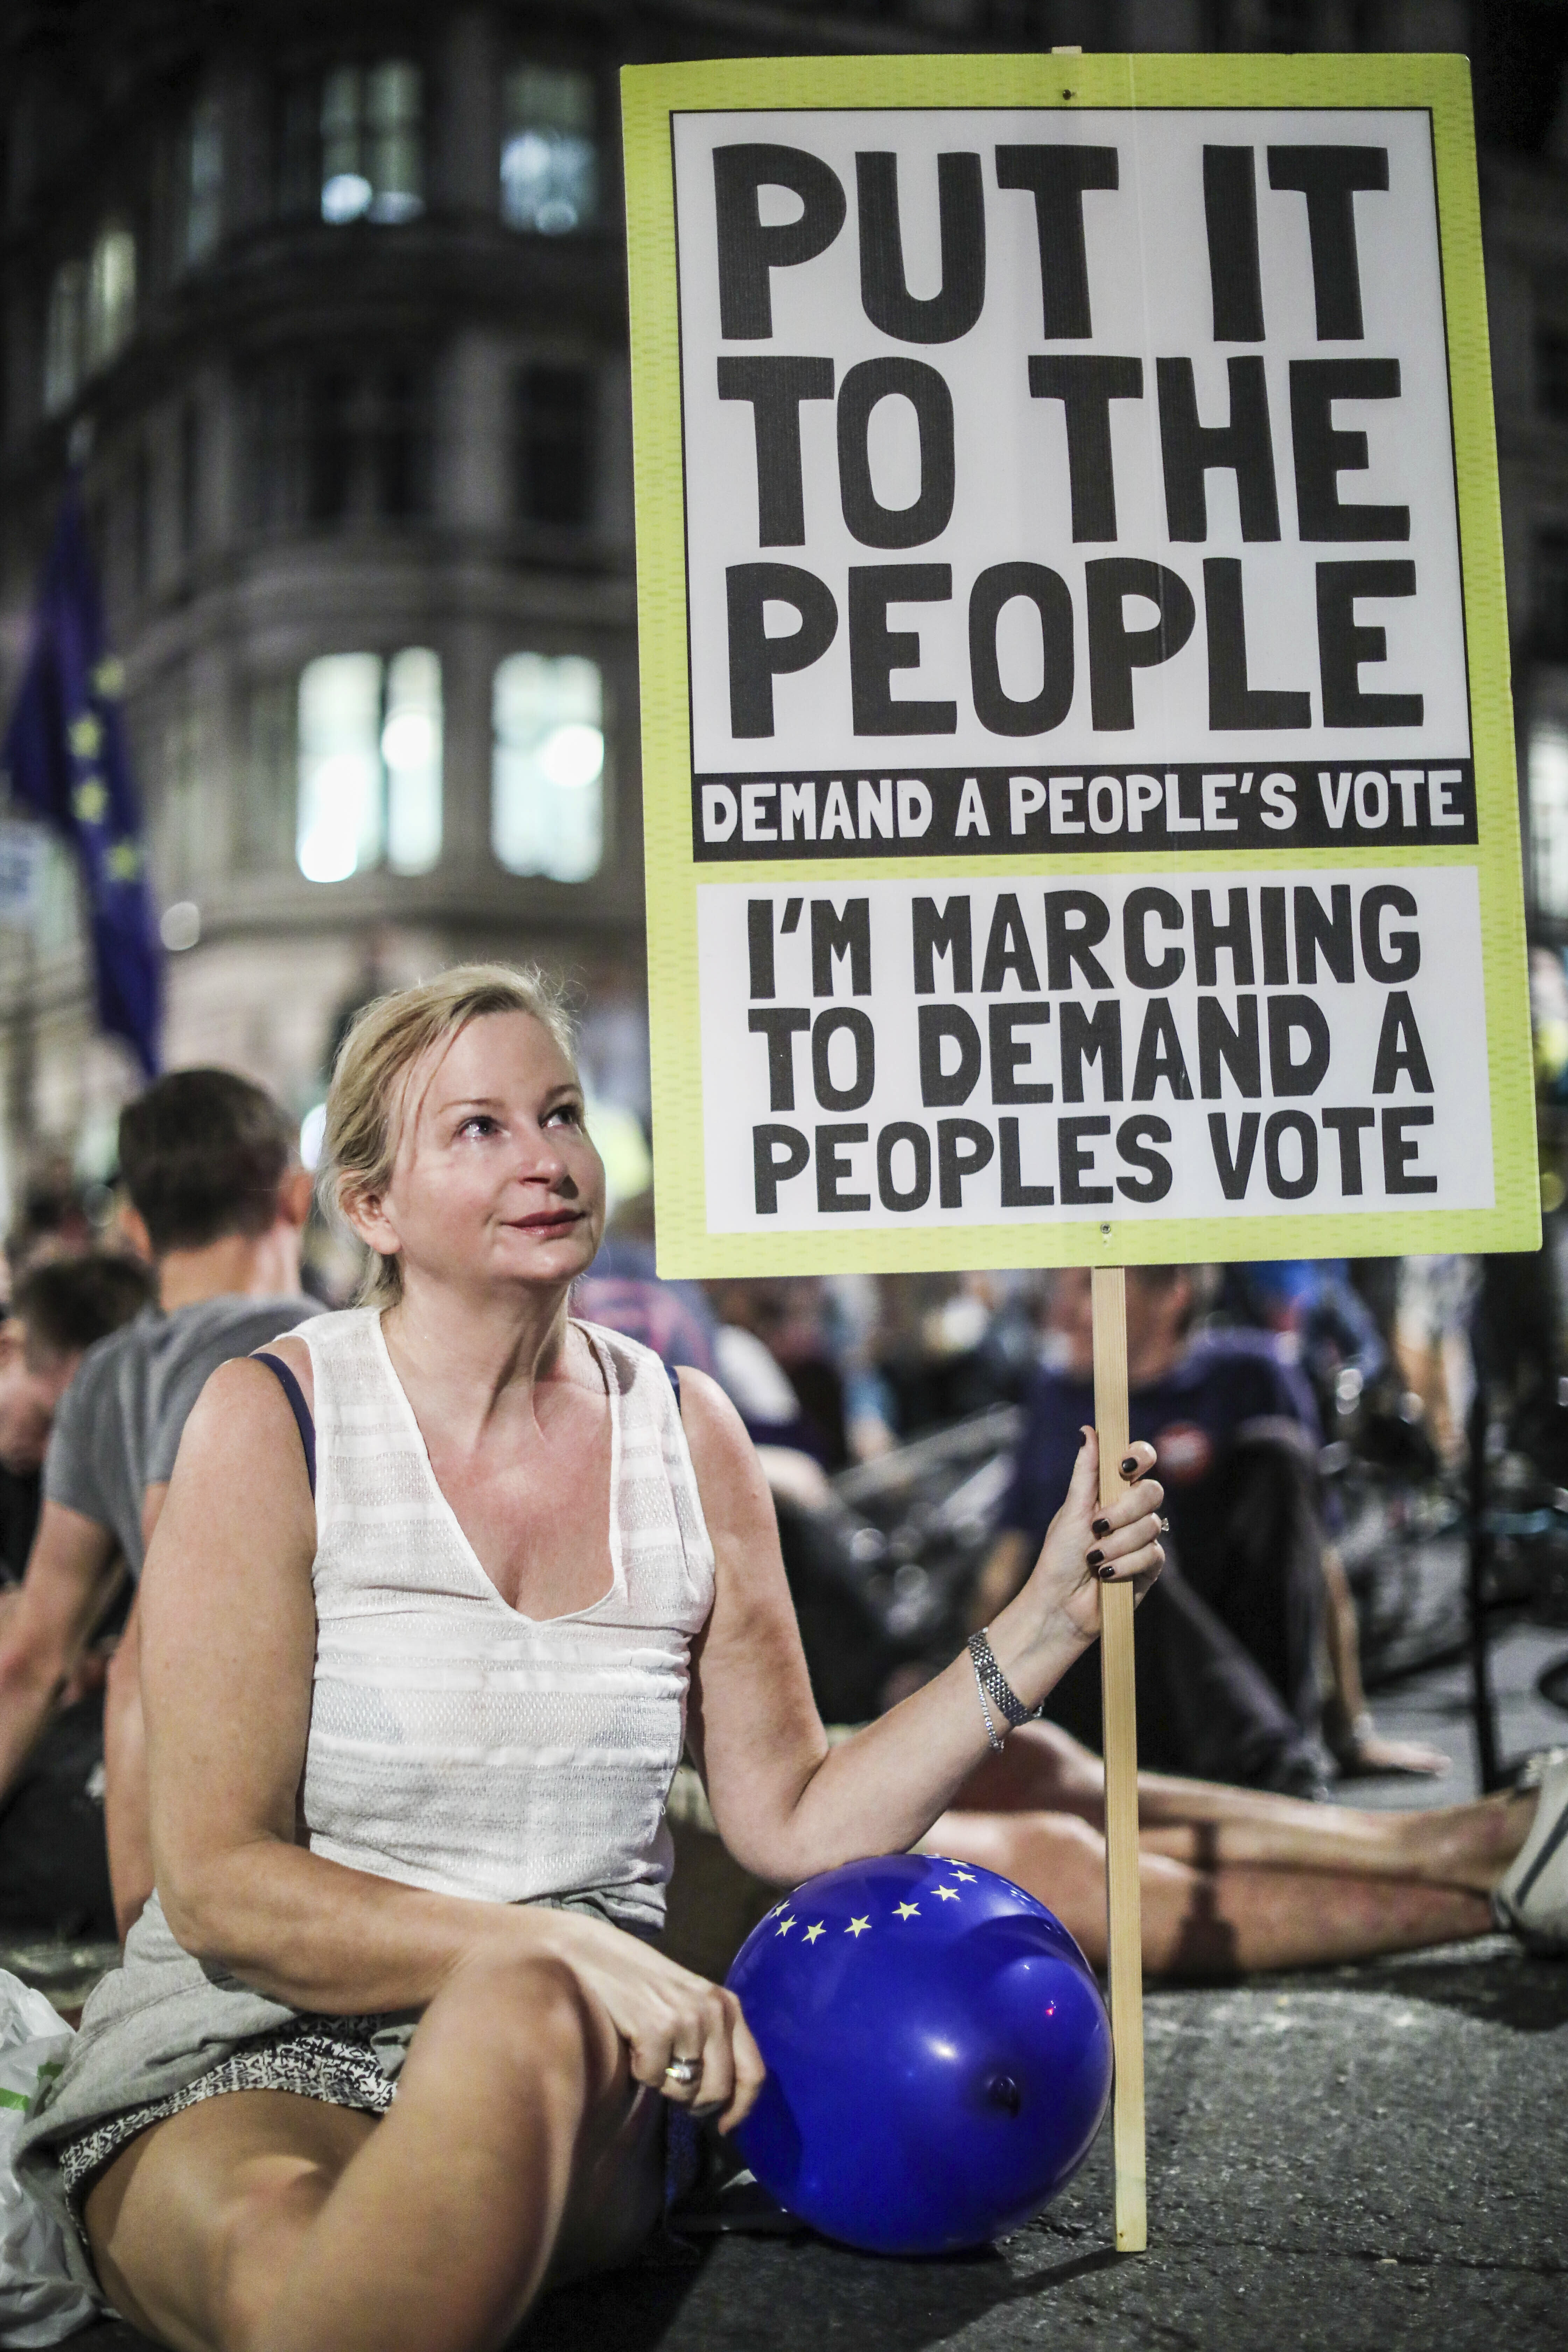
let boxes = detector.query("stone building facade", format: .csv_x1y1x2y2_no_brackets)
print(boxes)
0,0,1558,1210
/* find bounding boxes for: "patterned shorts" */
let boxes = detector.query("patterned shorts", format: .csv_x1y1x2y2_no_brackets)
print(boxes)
57,2013,399,2222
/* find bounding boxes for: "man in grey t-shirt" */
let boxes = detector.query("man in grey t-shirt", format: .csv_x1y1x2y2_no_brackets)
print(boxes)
0,1070,323,1937
45,1294,323,1585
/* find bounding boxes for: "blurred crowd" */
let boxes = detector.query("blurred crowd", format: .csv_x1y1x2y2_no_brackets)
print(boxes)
0,1052,1556,1954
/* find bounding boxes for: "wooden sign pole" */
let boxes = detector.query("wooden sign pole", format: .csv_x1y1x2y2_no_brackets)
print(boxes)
1091,1265,1147,2253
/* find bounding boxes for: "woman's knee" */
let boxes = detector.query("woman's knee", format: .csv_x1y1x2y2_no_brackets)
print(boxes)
417,1948,623,2113
933,1808,1109,1944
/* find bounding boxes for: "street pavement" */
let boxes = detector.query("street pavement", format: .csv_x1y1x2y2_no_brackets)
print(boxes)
506,1940,1568,2352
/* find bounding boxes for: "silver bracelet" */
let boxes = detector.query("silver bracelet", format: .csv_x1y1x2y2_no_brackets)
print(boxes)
969,1647,1004,1750
967,1627,1044,1741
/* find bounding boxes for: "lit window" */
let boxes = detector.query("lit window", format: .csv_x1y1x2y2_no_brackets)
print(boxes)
184,90,224,265
492,653,604,882
85,224,136,371
320,61,424,225
44,261,85,413
1531,718,1568,922
383,648,443,874
501,66,597,234
296,648,442,884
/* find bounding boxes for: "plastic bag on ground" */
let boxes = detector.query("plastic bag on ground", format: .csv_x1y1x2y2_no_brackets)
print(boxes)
0,1970,93,2345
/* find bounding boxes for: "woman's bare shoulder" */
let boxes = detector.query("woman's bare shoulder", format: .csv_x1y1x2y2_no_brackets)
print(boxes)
248,1329,316,1416
172,1352,317,1500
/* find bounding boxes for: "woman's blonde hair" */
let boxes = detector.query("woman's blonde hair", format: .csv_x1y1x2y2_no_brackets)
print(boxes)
322,962,578,1307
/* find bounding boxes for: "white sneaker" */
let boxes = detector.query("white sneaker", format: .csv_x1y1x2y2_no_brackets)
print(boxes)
1494,1758,1568,1954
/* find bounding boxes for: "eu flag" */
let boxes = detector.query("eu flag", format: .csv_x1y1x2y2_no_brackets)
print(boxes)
0,489,161,1076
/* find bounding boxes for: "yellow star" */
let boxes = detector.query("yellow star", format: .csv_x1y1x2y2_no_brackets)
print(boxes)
68,714,102,759
935,1885,960,1901
91,657,124,699
803,1923,825,1944
845,1916,870,1937
775,1915,795,1936
106,840,142,881
72,778,108,824
894,1901,920,1921
949,1868,977,1882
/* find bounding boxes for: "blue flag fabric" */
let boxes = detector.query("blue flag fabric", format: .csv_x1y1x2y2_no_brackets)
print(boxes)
0,489,161,1075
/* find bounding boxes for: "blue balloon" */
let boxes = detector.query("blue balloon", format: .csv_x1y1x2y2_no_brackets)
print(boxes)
726,1851,1112,2256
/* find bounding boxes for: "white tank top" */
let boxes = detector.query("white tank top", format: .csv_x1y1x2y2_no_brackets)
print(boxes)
293,1308,715,1931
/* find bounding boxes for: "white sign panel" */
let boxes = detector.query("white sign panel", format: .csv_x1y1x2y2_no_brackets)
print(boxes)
698,867,1491,1231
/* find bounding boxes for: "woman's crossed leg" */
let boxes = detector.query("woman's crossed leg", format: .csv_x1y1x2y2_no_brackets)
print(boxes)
84,1950,662,2352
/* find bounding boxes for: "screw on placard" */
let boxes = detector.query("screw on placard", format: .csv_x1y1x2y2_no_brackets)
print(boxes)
1100,1224,1112,1242
1052,41,1079,98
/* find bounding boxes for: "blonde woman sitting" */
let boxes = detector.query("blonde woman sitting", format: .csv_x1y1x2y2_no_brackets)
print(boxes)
16,966,1164,2352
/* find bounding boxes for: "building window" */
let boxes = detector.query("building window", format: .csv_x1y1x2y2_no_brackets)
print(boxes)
178,401,202,556
243,678,296,870
492,653,604,882
296,648,442,884
514,365,595,526
252,360,432,530
1260,0,1317,46
1538,532,1568,664
85,223,136,370
158,701,202,894
501,65,598,234
287,60,425,225
44,261,85,413
183,90,224,265
1531,716,1568,923
307,367,429,521
132,444,153,596
1540,327,1568,424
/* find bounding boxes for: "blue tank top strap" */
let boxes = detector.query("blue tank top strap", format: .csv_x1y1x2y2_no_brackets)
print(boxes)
253,1350,316,1497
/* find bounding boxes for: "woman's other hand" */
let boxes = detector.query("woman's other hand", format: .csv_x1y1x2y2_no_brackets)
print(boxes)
1017,1429,1165,1652
536,1909,765,2133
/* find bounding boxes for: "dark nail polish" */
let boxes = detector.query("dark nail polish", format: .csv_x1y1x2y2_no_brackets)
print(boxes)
1092,1518,1111,1539
1086,1548,1104,1568
1120,1457,1138,1478
1096,1563,1117,1582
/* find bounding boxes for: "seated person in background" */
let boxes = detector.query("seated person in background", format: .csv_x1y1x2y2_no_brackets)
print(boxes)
3,1162,96,1280
0,1256,153,1584
0,1069,321,1940
918,1714,1563,1977
0,1255,154,1937
974,1264,1431,1791
572,1185,718,1380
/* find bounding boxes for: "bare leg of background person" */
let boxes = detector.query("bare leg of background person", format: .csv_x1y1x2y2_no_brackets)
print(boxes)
1318,1546,1448,1778
85,1950,660,2352
952,1720,1534,1895
924,1807,1494,1977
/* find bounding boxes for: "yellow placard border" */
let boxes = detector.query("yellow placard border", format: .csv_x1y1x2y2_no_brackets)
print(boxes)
622,50,1537,1275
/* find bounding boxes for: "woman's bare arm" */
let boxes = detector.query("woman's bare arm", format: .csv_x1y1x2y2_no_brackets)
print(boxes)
142,1358,540,2010
679,1369,1161,1884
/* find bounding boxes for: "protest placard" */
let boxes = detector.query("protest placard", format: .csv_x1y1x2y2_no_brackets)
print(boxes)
623,49,1536,1278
